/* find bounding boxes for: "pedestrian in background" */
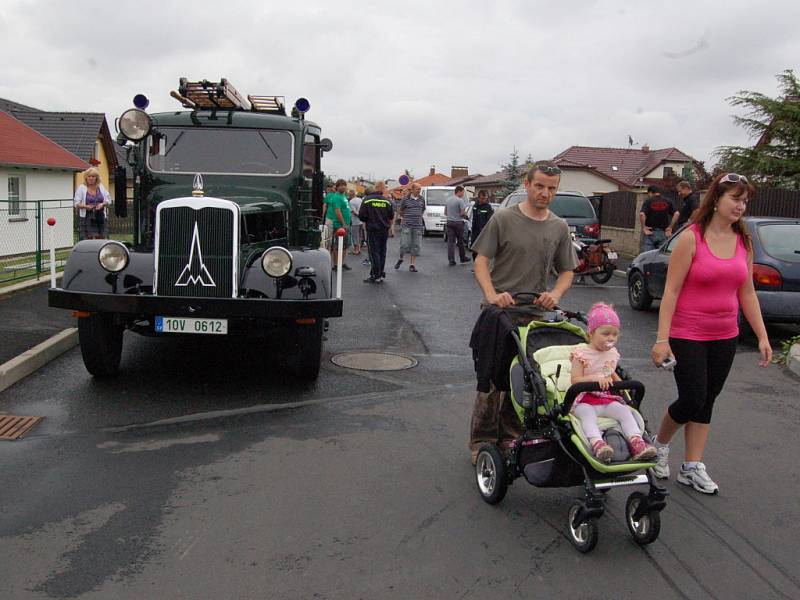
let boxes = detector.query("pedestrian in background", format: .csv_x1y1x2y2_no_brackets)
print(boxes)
348,189,364,256
639,185,676,252
74,168,112,240
359,181,394,283
394,183,426,272
446,185,470,266
324,179,351,271
675,180,700,227
469,189,494,260
650,172,772,494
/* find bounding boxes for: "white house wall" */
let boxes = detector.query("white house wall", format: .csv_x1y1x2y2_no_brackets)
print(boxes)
644,161,688,180
559,170,620,196
1,168,76,257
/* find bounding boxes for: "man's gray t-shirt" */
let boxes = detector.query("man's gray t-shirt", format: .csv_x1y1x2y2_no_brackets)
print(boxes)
472,204,578,295
445,194,468,222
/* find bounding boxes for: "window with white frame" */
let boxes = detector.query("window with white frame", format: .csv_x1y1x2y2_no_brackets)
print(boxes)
8,176,23,217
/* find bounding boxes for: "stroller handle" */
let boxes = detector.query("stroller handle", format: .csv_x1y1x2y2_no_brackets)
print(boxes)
512,292,587,323
560,380,646,415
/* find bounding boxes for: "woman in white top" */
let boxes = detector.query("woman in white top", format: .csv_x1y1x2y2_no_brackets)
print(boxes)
74,167,112,240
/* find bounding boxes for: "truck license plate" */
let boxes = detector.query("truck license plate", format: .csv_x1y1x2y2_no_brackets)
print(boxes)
155,316,228,335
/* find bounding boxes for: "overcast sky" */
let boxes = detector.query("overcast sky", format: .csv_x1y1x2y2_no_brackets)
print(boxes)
2,0,798,181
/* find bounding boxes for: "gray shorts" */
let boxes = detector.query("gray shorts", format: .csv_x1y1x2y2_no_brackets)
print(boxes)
399,227,422,256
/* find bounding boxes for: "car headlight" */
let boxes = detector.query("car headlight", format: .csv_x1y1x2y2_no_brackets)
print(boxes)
119,108,152,141
261,247,292,278
98,242,130,273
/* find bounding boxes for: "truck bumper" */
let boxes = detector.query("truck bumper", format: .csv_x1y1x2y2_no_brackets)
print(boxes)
49,289,343,319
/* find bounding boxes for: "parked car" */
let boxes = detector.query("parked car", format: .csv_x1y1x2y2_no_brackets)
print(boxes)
421,186,455,236
627,217,800,325
500,189,600,238
446,202,502,245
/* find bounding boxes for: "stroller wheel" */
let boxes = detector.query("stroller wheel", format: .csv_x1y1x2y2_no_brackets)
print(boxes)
567,502,599,553
475,445,508,505
626,492,661,546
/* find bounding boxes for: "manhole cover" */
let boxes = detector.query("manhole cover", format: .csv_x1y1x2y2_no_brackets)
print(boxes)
0,414,43,441
331,352,418,371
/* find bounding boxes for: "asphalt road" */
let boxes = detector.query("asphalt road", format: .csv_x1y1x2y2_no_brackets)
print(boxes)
1,235,799,600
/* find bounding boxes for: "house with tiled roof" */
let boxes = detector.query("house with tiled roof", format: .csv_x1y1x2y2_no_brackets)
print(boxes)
552,145,695,195
8,106,119,193
0,110,89,256
388,167,452,194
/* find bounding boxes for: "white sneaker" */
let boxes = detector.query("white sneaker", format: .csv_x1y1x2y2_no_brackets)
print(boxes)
650,443,670,479
677,462,719,494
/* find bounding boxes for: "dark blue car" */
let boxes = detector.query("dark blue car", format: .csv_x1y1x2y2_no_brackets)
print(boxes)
627,217,800,325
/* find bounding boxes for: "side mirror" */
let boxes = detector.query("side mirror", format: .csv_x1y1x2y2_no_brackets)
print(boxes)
114,166,128,218
319,138,333,153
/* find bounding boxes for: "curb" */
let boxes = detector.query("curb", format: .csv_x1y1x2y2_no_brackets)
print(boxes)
0,328,78,394
613,269,626,278
789,343,800,378
0,274,62,297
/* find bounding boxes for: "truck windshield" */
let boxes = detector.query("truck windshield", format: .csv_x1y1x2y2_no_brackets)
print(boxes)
425,189,454,206
147,128,294,176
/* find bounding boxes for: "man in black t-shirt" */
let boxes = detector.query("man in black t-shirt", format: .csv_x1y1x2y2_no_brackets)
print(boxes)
639,185,676,252
674,180,700,227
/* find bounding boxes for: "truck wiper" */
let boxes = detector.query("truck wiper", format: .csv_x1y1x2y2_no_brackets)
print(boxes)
164,131,185,157
258,131,278,160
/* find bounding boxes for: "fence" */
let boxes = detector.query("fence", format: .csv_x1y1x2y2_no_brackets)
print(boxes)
1,199,133,285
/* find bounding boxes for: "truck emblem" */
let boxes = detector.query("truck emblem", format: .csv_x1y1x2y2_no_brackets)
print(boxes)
175,222,216,287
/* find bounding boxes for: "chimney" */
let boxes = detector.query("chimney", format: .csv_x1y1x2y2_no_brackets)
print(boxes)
641,144,650,153
451,166,469,179
429,166,436,176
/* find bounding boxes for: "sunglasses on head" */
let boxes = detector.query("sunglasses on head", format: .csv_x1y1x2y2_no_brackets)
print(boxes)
536,165,561,176
720,173,748,184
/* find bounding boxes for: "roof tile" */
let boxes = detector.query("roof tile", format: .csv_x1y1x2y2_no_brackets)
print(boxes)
0,111,90,170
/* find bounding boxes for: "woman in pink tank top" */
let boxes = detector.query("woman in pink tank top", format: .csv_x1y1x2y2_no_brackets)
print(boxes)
648,173,772,495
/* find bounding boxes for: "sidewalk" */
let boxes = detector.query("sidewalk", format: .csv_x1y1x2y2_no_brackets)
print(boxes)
0,278,77,393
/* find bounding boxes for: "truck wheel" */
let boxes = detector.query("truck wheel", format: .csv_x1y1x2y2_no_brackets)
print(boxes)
77,314,124,377
288,320,324,381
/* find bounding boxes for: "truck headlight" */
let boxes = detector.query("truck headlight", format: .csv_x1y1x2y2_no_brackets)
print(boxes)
119,108,152,141
98,242,130,273
261,247,292,278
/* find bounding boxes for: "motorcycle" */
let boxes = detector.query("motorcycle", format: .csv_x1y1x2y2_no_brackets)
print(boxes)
572,232,618,284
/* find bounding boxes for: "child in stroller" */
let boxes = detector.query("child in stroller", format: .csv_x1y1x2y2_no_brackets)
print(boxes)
474,293,668,553
569,303,657,463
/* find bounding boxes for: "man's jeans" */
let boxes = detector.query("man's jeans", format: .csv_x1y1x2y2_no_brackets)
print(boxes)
446,221,467,263
641,228,667,252
366,228,389,280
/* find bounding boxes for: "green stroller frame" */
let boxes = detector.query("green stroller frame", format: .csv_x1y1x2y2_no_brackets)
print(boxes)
474,298,668,553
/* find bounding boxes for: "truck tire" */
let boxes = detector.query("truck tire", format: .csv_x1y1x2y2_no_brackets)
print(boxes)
288,320,324,381
78,314,124,377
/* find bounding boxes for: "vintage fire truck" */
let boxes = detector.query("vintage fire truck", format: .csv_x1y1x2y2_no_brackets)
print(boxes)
49,78,341,380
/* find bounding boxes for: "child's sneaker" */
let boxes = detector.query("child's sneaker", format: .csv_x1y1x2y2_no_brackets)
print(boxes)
628,435,657,461
591,439,614,463
650,443,670,479
677,462,719,494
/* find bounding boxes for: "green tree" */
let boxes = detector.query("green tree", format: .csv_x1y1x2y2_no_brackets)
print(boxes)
714,69,800,189
501,148,523,195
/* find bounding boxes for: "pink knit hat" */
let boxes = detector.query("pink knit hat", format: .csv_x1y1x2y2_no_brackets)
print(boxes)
587,303,620,333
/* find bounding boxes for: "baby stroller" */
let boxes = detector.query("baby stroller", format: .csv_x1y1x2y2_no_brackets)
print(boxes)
474,293,668,553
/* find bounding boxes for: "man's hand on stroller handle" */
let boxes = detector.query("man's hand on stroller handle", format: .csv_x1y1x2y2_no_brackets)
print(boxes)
487,291,515,307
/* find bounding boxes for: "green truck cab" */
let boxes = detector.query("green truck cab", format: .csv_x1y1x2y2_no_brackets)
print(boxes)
49,78,342,380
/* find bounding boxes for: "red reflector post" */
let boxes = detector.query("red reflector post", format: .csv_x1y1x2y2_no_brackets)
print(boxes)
753,263,782,287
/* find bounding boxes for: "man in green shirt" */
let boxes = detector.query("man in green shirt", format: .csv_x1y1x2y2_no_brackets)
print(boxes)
323,179,352,271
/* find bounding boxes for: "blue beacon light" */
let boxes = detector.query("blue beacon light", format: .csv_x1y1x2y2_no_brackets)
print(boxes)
294,98,310,114
133,94,150,110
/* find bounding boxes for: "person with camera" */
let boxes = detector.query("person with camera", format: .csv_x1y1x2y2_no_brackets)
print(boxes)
74,168,112,240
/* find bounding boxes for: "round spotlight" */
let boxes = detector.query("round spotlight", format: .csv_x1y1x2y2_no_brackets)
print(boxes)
261,247,292,278
98,241,130,273
133,94,150,110
294,98,310,114
119,108,152,141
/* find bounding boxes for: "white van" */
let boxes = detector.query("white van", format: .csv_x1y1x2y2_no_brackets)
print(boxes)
421,186,456,236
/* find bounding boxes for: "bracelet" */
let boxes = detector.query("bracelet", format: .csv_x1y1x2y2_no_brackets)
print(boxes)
655,339,669,344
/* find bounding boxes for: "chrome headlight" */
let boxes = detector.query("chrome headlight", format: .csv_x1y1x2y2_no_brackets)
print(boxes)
261,247,292,278
119,108,152,141
98,242,130,273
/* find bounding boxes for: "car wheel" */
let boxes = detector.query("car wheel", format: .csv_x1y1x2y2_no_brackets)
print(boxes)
628,270,653,311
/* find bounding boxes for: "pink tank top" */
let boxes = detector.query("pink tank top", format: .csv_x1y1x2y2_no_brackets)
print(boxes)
670,224,748,341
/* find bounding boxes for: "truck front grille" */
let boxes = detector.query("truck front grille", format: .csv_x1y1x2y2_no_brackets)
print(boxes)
155,203,238,298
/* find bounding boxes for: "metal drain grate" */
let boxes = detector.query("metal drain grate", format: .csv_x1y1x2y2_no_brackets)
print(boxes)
331,352,418,371
0,415,43,441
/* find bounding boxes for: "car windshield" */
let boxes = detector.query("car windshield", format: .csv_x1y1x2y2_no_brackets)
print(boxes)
757,223,800,262
550,195,595,218
147,127,294,176
425,189,454,205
